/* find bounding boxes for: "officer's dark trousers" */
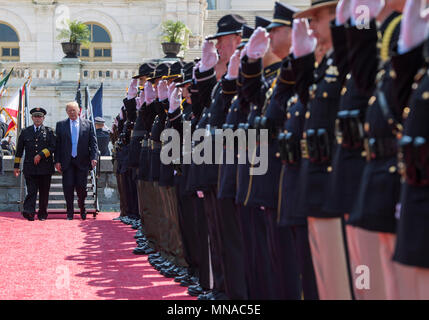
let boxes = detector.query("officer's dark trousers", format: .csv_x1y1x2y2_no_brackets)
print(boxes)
251,207,277,299
236,205,255,299
217,198,248,300
290,225,319,300
124,169,139,219
24,174,51,217
62,158,88,214
265,209,301,299
204,187,225,294
116,172,128,217
177,191,200,277
193,196,210,291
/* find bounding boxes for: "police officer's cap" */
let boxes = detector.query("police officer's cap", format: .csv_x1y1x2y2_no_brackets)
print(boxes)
94,117,105,124
266,2,298,31
162,61,185,81
237,25,255,49
132,62,157,79
255,16,272,29
30,107,47,117
176,62,195,87
206,14,246,40
293,0,338,19
147,63,172,82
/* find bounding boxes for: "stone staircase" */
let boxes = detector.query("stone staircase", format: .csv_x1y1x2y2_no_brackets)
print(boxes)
36,171,99,217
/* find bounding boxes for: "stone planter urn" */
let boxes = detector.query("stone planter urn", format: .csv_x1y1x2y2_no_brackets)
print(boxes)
61,42,81,59
161,42,182,58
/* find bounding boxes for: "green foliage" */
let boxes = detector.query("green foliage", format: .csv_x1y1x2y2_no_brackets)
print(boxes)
161,20,191,49
57,20,91,47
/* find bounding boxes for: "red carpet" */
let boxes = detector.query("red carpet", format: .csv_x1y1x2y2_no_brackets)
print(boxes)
0,212,195,300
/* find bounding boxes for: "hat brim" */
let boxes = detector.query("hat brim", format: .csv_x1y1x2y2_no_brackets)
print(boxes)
266,22,289,31
175,79,193,87
132,73,152,79
205,30,242,41
162,74,182,81
31,112,45,117
293,1,338,19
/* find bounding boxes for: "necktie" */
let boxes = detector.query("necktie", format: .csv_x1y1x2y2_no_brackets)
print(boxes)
71,120,78,157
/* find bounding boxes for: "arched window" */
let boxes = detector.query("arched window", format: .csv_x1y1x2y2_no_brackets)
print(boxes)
79,23,112,62
0,22,19,61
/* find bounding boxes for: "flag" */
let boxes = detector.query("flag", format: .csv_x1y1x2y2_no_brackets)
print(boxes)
91,83,103,119
75,81,82,110
0,68,13,97
3,82,26,137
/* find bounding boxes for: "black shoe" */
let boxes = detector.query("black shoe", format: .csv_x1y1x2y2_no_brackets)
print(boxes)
133,245,153,255
197,292,213,300
174,273,190,283
22,212,35,221
112,216,121,221
80,210,87,220
155,261,172,271
149,256,165,265
148,253,161,260
180,278,196,287
134,230,144,239
67,217,73,220
188,285,204,297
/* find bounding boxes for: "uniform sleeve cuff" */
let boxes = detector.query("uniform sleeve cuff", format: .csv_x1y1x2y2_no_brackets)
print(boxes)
195,67,216,82
241,56,263,79
222,76,237,95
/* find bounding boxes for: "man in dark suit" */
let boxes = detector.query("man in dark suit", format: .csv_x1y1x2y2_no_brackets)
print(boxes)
14,107,56,221
55,101,98,220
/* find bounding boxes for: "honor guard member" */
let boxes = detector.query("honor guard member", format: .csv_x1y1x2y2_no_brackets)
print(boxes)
391,0,429,299
240,2,302,300
290,0,354,300
345,0,411,299
95,117,110,156
189,13,245,300
319,0,385,300
14,107,55,221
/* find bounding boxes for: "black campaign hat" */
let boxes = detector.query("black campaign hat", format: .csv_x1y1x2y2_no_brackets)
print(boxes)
237,25,255,49
176,62,195,87
255,16,271,29
162,61,185,81
294,0,338,19
206,14,246,40
147,63,172,82
30,107,47,116
266,2,298,31
132,62,157,79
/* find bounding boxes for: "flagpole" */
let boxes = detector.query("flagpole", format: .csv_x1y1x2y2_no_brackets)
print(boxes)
18,88,24,213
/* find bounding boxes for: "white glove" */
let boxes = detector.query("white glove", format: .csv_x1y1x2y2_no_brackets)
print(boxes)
127,79,138,99
240,45,248,60
193,61,201,80
169,87,182,113
136,90,145,110
226,49,241,80
351,0,384,25
199,40,219,72
119,109,124,120
292,19,317,58
336,0,352,25
398,0,429,53
144,81,157,105
246,27,270,60
157,80,169,101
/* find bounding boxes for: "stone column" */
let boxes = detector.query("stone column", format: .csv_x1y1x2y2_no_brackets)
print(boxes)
59,58,81,83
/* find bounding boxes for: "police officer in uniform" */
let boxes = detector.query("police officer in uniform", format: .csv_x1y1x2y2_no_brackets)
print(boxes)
0,114,7,174
14,108,55,221
95,117,110,156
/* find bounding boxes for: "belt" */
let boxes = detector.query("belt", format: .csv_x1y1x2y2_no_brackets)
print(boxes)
300,128,333,164
398,135,429,186
150,140,163,150
132,130,148,138
364,137,398,160
336,109,365,150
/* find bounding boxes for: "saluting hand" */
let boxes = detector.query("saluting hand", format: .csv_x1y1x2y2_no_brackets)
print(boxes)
246,27,270,60
351,0,384,23
167,82,176,100
399,0,429,53
168,87,182,113
336,0,352,25
226,49,241,80
200,40,219,73
157,80,169,101
292,19,316,58
34,154,41,165
136,90,145,110
144,81,157,105
127,79,138,99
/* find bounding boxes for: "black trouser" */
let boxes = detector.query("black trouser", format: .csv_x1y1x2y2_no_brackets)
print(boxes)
193,196,210,291
251,207,277,299
217,198,248,299
265,209,301,299
124,168,139,219
62,157,88,216
23,174,52,217
204,187,225,294
177,192,200,277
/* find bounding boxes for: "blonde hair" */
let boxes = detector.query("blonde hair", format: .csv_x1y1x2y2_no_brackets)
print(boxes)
66,101,79,111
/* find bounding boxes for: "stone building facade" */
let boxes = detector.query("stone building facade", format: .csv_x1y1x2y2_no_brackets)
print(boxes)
0,0,309,130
